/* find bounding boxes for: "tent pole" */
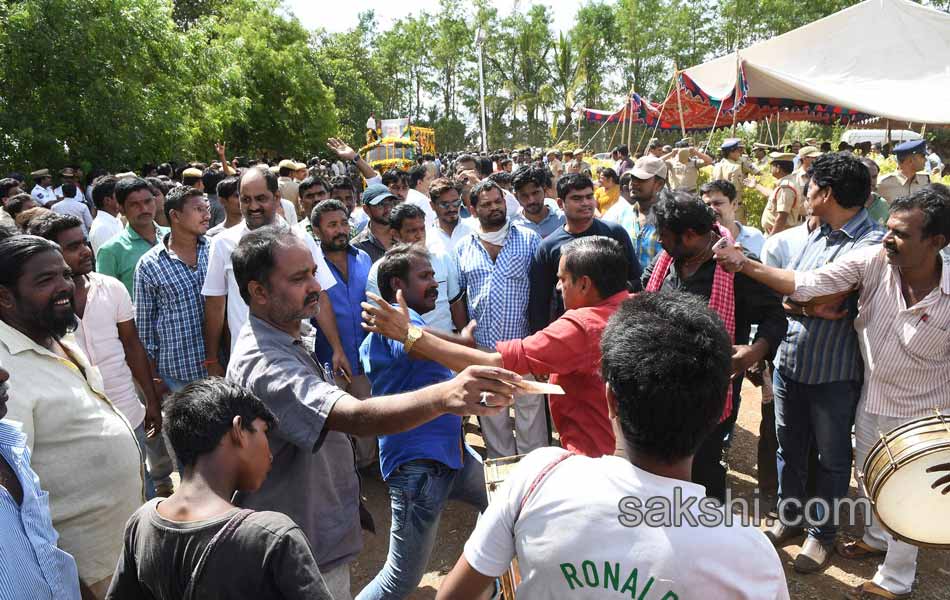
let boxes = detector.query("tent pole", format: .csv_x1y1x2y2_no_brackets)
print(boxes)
776,110,783,148
674,64,687,140
921,123,927,136
704,93,727,153
885,119,892,149
627,93,635,151
607,109,623,152
765,115,775,146
730,51,741,136
620,99,628,151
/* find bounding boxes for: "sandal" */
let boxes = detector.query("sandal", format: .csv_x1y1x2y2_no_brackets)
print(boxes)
844,581,911,599
836,537,886,560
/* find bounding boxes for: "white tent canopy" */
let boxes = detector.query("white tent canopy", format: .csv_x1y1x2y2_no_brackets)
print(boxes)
683,0,950,124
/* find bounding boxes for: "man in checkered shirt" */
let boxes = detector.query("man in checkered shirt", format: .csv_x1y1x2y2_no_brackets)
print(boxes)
455,179,549,458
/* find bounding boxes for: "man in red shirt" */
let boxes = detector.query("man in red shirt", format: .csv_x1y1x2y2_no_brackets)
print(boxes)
362,236,631,457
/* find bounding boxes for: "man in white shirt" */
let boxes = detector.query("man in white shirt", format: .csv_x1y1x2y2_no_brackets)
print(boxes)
88,175,124,254
405,164,437,224
427,178,475,253
51,183,93,235
438,290,789,600
201,166,350,378
53,168,89,210
366,203,467,334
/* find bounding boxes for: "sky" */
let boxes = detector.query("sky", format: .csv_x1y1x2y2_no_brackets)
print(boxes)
282,0,583,35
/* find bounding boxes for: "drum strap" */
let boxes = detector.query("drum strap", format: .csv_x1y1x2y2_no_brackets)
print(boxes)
516,451,575,520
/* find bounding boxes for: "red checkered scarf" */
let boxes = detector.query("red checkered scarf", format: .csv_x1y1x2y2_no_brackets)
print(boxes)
645,224,736,421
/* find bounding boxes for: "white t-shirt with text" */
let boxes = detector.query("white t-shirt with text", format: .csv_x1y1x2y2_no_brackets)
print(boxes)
465,447,789,600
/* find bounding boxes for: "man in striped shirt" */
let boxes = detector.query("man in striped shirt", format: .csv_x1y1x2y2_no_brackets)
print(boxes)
759,153,884,573
714,186,950,599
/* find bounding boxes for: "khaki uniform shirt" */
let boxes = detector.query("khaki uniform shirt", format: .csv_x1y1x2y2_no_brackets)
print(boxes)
712,157,757,197
876,171,930,203
761,175,802,234
667,158,704,192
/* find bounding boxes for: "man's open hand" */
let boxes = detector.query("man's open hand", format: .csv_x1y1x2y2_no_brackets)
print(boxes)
444,366,521,417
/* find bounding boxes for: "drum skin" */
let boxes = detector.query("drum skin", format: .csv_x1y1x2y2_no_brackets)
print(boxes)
862,415,950,548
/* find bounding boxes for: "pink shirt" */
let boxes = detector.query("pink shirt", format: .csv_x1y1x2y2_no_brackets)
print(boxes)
70,273,143,427
792,246,950,418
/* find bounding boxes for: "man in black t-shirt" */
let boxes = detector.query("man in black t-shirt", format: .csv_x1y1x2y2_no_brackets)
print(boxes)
107,379,332,600
528,173,642,332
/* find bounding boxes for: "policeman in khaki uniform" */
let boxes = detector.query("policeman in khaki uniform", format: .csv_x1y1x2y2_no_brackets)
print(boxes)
793,146,822,199
755,152,801,236
29,168,55,206
752,143,771,170
876,139,931,203
713,138,759,224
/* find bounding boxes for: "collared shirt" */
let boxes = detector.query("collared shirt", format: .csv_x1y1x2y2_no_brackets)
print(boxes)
359,309,460,480
71,272,143,427
201,220,337,352
603,200,661,272
0,422,81,600
88,211,123,255
642,252,787,354
31,184,55,206
761,222,814,269
528,218,641,333
876,170,930,203
351,226,388,263
428,219,475,253
457,224,541,348
228,315,361,571
762,175,803,233
498,290,631,458
135,233,210,382
314,245,372,375
777,209,884,385
866,193,890,226
366,240,462,333
510,204,565,240
792,246,950,418
96,222,169,299
53,185,86,205
51,198,93,234
0,322,142,583
713,157,756,198
278,177,299,205
667,158,705,192
736,223,767,259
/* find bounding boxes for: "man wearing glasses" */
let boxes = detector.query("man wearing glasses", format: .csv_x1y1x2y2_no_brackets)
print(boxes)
427,178,475,253
351,184,397,263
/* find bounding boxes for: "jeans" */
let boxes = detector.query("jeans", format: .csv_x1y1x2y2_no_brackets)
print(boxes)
133,423,174,500
773,369,859,543
356,445,488,600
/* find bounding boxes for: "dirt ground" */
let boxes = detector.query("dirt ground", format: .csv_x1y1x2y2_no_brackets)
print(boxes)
349,381,950,599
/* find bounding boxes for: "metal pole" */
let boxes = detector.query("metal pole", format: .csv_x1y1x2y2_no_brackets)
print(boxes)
475,28,488,153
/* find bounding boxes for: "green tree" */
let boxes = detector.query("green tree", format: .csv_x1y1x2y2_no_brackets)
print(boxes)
0,0,197,171
572,1,619,110
550,32,586,132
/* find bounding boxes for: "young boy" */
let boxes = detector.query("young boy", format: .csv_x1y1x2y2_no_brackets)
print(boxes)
106,378,332,600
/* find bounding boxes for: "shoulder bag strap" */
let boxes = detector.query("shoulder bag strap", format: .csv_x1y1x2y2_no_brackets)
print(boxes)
183,508,254,600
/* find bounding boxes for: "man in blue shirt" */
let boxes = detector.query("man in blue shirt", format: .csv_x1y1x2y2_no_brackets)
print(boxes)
509,165,565,239
0,363,81,600
311,199,375,467
528,173,641,333
358,244,487,600
762,153,884,574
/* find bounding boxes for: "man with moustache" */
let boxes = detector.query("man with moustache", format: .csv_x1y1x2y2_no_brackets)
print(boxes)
714,186,950,599
427,178,474,252
310,199,376,466
509,165,564,239
0,362,83,600
96,177,169,298
357,244,490,600
352,184,397,263
603,155,667,272
225,226,521,599
202,166,349,381
0,235,141,598
29,213,171,498
529,173,640,332
456,180,548,458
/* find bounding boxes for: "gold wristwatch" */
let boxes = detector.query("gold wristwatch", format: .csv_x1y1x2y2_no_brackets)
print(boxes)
403,325,423,353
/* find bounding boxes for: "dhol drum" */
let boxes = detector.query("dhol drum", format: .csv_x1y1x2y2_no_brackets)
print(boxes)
484,455,525,599
860,410,950,548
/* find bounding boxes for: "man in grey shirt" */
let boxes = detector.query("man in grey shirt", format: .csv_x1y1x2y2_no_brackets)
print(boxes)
226,225,520,600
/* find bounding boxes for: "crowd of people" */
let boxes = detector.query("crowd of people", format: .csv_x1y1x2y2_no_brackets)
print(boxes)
0,131,949,600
